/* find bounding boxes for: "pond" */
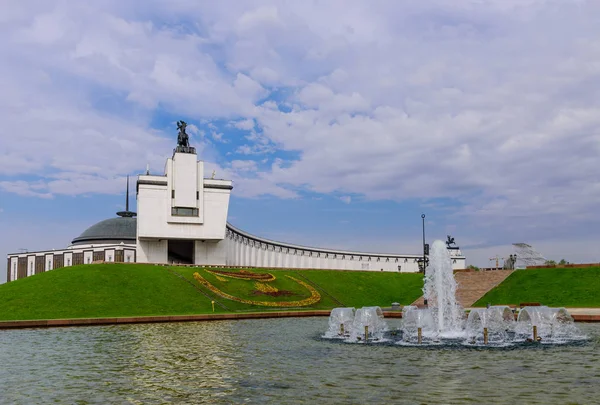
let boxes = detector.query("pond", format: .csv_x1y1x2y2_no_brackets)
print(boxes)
1,318,599,404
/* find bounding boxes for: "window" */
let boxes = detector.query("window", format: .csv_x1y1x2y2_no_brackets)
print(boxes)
67,258,71,266
87,258,90,264
108,256,112,262
196,191,199,200
171,190,175,198
48,260,51,270
126,256,131,263
171,207,199,217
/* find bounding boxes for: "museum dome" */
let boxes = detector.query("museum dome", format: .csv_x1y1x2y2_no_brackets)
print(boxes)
71,216,137,245
71,175,137,246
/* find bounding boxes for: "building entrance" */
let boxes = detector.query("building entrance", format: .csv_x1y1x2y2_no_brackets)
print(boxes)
168,239,194,264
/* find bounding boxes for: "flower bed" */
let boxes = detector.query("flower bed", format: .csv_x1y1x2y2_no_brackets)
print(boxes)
207,269,276,282
193,272,321,307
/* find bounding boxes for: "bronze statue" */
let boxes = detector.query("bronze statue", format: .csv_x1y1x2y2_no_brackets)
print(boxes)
177,120,189,147
446,235,456,248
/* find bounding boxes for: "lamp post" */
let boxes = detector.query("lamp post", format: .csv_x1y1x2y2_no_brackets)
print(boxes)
421,213,427,306
421,214,426,273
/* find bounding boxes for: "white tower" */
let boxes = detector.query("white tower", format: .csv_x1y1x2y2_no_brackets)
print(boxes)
136,121,232,265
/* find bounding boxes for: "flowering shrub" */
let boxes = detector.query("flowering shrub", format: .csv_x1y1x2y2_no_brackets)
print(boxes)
193,272,321,307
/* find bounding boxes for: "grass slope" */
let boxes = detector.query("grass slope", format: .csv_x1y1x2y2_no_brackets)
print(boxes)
0,264,214,320
0,264,425,320
474,267,600,307
300,270,424,307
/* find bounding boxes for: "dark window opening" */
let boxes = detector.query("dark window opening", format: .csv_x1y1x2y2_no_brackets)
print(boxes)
172,207,199,217
196,191,199,200
171,190,175,198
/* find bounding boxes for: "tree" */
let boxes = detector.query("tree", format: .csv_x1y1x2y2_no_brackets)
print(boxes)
545,260,556,266
467,264,480,271
559,259,569,265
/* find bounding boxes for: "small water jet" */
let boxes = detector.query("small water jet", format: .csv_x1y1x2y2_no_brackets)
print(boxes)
401,305,435,344
465,306,515,344
348,306,388,342
515,306,583,343
324,307,355,338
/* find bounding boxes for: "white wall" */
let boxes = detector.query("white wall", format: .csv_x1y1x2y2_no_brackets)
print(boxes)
45,254,53,271
27,256,34,276
105,249,115,262
136,239,167,263
195,240,227,265
10,257,17,281
172,153,198,209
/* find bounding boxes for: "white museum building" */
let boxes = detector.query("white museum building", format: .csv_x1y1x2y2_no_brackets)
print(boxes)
6,128,466,282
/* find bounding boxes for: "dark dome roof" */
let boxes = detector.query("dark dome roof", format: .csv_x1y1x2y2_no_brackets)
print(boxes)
71,217,137,245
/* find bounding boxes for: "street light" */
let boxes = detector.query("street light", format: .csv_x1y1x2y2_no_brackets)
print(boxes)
421,214,426,273
421,213,427,306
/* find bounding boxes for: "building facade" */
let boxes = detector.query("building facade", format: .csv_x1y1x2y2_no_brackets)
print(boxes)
6,135,466,282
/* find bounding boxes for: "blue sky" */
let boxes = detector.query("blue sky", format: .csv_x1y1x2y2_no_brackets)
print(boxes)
2,0,600,283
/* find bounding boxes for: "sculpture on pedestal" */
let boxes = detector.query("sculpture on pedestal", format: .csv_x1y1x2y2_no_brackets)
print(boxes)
177,120,189,148
174,120,196,154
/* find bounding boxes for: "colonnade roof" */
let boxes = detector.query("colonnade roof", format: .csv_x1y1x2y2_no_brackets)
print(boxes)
226,222,443,258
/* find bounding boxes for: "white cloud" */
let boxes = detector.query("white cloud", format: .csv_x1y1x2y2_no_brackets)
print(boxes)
234,119,255,131
339,196,352,204
2,0,600,255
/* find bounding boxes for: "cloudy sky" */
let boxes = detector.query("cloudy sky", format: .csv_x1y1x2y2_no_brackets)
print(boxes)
2,0,600,282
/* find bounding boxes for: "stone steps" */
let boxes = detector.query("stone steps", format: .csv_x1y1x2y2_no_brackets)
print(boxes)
411,270,514,308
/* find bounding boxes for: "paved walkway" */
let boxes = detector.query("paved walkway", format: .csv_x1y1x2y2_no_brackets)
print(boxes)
412,270,514,307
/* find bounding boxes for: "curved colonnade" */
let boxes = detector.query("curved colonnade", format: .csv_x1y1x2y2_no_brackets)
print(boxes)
225,223,461,272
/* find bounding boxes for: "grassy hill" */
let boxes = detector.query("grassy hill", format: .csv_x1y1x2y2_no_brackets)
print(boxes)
473,267,600,307
0,264,424,321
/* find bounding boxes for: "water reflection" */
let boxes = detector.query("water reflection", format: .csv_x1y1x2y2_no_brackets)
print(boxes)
0,319,599,404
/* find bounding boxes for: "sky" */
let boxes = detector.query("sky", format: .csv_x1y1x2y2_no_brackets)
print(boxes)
2,0,600,283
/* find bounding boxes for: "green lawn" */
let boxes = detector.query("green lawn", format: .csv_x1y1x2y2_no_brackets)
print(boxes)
474,267,600,307
0,264,425,320
300,270,424,308
0,264,214,320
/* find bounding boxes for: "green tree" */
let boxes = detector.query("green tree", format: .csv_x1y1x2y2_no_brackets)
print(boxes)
559,259,569,265
467,264,480,271
545,260,557,266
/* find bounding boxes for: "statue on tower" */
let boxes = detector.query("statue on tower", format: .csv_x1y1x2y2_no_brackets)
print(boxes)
446,235,457,249
177,120,189,148
174,120,196,154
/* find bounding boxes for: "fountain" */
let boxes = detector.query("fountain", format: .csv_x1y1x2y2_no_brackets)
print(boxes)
324,239,586,347
515,306,583,343
324,306,388,342
349,306,388,342
324,307,355,338
465,306,514,344
421,240,465,338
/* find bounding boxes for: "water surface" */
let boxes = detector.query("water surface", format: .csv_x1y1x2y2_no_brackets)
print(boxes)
1,318,599,404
